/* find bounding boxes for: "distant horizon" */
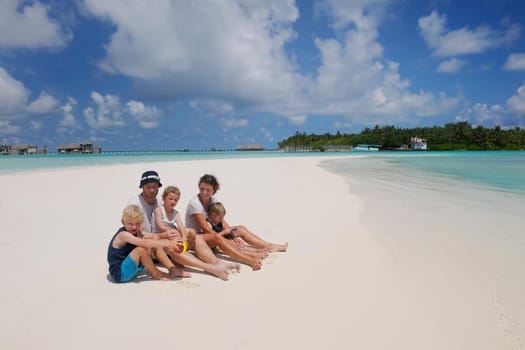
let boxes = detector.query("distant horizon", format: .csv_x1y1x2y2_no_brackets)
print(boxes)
3,119,525,153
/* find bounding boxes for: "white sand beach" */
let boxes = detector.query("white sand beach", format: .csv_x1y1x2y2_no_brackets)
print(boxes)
1,156,523,350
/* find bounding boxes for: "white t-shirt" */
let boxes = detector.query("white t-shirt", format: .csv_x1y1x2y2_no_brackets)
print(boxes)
127,194,159,233
185,195,216,233
151,206,178,233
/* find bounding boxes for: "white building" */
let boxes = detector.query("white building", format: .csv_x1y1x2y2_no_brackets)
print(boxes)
410,137,427,150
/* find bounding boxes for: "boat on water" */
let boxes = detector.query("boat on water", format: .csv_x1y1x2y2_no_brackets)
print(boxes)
353,144,380,152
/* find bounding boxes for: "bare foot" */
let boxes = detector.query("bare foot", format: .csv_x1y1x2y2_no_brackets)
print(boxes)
169,266,191,279
250,247,270,257
258,250,269,259
151,270,171,281
243,249,268,260
250,259,262,271
269,242,288,253
207,265,230,281
222,261,241,273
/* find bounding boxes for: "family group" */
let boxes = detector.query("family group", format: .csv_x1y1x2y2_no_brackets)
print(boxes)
107,171,288,283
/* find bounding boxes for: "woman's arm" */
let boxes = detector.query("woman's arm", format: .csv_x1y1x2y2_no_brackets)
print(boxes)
193,213,216,235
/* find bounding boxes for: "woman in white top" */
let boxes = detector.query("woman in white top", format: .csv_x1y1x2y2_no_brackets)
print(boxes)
185,174,287,270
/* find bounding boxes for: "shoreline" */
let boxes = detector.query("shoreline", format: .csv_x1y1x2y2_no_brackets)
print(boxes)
1,156,523,349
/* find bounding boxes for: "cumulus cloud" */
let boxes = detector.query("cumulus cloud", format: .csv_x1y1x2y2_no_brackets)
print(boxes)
504,53,525,71
126,100,162,129
26,91,59,114
58,97,78,132
0,67,29,115
418,10,520,57
260,127,274,143
0,0,72,49
507,83,525,114
221,118,249,130
190,99,234,115
309,27,459,119
457,83,525,128
81,0,460,127
288,115,307,125
437,58,467,73
83,91,125,129
84,0,299,105
0,120,20,135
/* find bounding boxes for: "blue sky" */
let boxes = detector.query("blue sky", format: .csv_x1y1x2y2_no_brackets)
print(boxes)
1,0,525,151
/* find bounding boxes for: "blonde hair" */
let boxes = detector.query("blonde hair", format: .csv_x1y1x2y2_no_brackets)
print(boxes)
209,202,226,216
162,185,181,198
122,204,145,222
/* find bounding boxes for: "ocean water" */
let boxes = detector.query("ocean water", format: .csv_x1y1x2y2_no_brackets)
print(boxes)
2,150,524,194
323,151,525,346
321,150,525,251
322,151,525,195
0,150,351,175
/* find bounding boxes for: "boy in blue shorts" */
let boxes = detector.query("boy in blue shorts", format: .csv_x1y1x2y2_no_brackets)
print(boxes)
107,204,183,282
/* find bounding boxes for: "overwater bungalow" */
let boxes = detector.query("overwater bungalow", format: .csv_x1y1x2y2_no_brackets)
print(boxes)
57,141,101,154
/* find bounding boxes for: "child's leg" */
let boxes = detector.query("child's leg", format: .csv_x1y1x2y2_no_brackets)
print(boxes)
215,238,262,270
155,247,191,278
235,225,288,252
129,247,170,281
239,245,269,259
168,247,239,281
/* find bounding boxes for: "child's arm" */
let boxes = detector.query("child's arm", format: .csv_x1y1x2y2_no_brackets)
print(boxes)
152,207,181,241
114,230,179,250
175,213,187,241
217,218,239,239
153,207,175,233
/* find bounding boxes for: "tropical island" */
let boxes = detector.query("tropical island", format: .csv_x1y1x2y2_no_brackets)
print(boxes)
277,121,525,151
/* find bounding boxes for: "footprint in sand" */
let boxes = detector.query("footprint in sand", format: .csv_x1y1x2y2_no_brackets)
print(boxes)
493,293,525,350
176,280,200,289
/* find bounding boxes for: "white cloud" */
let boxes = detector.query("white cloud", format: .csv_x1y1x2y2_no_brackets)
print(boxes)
507,83,525,114
26,91,59,114
318,0,390,31
82,0,460,126
190,99,234,115
309,28,460,119
504,53,525,71
0,67,29,115
30,120,43,131
288,115,307,125
83,91,125,129
221,118,248,130
260,127,274,143
437,58,467,73
0,0,72,49
59,97,78,131
126,100,161,129
418,10,520,57
0,120,20,135
84,0,299,105
457,83,525,128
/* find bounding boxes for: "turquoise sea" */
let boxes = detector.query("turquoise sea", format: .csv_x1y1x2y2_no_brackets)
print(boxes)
1,150,524,195
323,150,525,195
0,151,342,175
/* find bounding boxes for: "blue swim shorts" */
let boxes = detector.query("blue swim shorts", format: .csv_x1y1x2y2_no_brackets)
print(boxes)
120,254,145,282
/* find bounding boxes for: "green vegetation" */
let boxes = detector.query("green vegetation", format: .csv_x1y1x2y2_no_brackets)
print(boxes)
277,121,525,151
